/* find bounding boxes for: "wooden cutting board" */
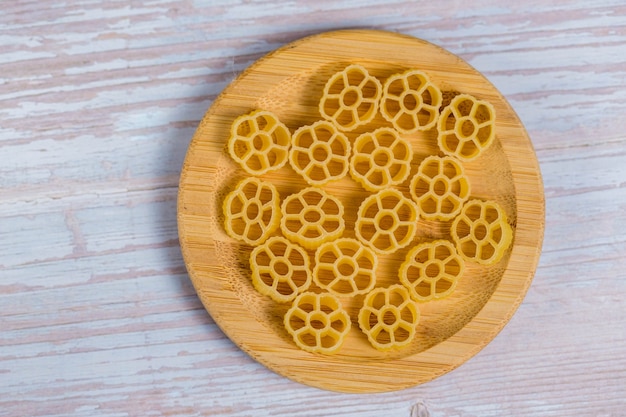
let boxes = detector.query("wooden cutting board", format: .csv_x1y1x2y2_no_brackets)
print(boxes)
177,29,544,393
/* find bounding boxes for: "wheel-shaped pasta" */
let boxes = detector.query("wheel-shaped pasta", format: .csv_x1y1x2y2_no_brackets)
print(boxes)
222,177,280,245
349,127,413,192
437,94,496,161
319,64,382,131
284,291,351,354
228,110,291,175
358,284,420,351
313,238,377,297
289,120,351,186
380,69,443,133
250,237,312,303
280,187,345,250
355,189,419,254
399,240,465,302
409,155,471,221
451,199,513,265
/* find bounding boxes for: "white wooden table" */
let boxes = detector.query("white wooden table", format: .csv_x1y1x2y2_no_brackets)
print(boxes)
2,1,625,416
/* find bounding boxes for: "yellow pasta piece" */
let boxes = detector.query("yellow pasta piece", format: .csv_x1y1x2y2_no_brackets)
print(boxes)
228,110,291,175
284,291,351,354
222,177,280,245
280,187,345,250
451,199,513,265
289,120,351,186
318,64,382,131
355,189,419,254
250,237,312,303
358,284,420,351
399,240,465,302
313,238,377,297
380,69,443,134
409,155,471,221
350,127,413,192
437,94,496,161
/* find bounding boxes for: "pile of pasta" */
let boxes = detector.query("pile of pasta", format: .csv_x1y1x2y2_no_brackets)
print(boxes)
222,64,513,354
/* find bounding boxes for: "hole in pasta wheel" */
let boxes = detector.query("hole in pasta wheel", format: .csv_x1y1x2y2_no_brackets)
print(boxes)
394,326,410,342
288,314,305,330
374,148,391,167
425,262,440,278
312,144,329,163
402,92,419,111
400,306,416,323
415,281,431,297
383,309,397,325
435,278,453,294
331,318,346,332
474,224,488,241
341,87,360,107
252,133,270,151
477,125,493,144
481,243,496,259
321,335,337,348
337,258,355,276
299,302,315,313
298,332,316,347
304,208,322,223
273,260,290,276
276,280,294,296
433,178,447,196
245,201,261,221
422,89,432,105
376,329,391,344
460,118,476,138
310,314,327,330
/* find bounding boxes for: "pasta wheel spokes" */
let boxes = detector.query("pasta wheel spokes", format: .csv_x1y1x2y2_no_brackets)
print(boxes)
289,121,351,186
319,64,382,131
409,155,471,221
451,199,513,265
280,187,345,250
355,189,419,254
381,69,443,133
313,238,378,296
250,237,312,303
228,110,291,175
284,292,351,354
223,177,280,245
399,240,465,302
350,127,413,192
437,94,496,161
358,285,420,351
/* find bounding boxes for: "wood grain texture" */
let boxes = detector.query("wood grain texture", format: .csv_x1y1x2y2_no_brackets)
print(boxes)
177,29,544,393
1,0,625,415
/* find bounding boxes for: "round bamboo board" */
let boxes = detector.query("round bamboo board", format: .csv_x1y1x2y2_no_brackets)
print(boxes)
177,29,544,393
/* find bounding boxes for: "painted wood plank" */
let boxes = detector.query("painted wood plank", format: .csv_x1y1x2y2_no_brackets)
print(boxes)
1,0,625,415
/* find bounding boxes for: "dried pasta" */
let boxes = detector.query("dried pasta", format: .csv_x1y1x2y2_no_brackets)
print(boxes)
284,291,351,354
350,127,413,192
355,189,419,254
250,236,312,303
399,240,465,302
409,155,471,221
228,110,291,175
437,94,496,161
280,187,345,250
319,64,382,131
380,69,442,133
451,199,513,265
358,284,420,351
222,177,280,245
313,238,377,297
289,120,351,186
